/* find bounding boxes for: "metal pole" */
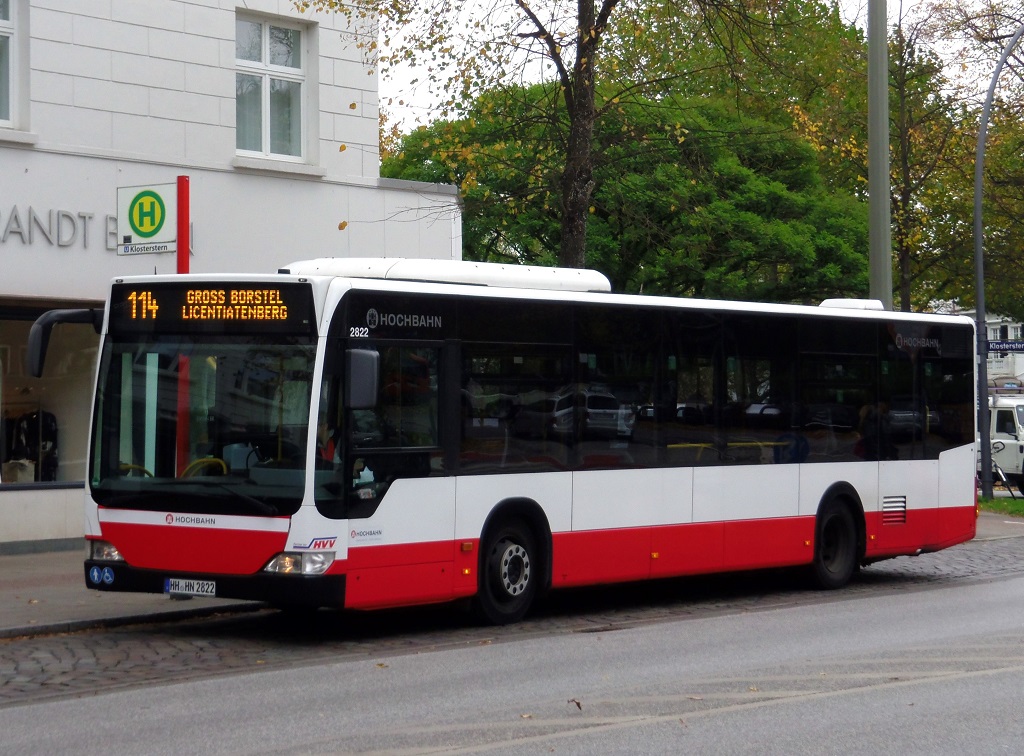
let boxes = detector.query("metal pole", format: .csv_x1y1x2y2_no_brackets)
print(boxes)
177,175,190,274
868,0,893,310
175,175,191,475
974,24,1024,500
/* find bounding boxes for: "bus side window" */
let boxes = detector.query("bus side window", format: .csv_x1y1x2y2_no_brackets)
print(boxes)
377,346,439,447
460,346,572,473
355,346,442,488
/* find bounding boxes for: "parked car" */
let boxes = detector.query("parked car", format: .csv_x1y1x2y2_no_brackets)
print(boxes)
510,391,575,439
578,389,635,440
511,386,636,440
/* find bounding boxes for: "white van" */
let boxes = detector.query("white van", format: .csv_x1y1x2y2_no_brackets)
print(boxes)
987,393,1024,494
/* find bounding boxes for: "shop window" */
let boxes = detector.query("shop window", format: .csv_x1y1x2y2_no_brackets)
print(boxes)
0,318,98,484
236,14,307,159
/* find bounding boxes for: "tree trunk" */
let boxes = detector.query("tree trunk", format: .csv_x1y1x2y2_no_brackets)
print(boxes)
558,0,599,269
559,109,595,269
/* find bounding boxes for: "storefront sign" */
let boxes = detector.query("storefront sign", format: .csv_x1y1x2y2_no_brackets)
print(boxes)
0,205,118,250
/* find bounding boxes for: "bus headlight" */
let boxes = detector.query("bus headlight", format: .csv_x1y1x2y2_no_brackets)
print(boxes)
264,552,335,575
89,540,124,562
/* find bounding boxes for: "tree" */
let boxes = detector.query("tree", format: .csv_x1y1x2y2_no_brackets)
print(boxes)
786,5,985,313
385,86,869,302
888,13,977,312
303,0,821,269
916,0,1024,319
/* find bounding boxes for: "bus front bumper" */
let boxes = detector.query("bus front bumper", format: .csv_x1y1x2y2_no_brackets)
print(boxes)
83,560,346,608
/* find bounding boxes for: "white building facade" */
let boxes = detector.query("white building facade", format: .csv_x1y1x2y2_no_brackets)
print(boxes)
0,0,462,550
959,310,1024,389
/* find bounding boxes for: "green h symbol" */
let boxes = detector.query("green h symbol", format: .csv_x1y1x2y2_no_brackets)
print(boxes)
129,190,166,238
137,199,157,226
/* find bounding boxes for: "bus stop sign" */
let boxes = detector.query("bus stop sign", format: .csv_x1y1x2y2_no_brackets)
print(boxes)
117,184,177,255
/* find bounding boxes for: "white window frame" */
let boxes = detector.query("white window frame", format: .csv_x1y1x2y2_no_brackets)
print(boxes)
235,14,308,163
0,0,15,129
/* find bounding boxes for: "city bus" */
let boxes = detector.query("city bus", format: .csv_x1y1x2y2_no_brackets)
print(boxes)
28,258,978,624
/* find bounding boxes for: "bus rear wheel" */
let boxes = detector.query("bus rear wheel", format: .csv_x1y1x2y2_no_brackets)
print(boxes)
810,500,857,590
473,520,538,625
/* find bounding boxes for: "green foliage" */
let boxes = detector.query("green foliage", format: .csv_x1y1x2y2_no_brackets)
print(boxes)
980,495,1024,519
310,0,1024,318
307,0,873,269
384,87,869,302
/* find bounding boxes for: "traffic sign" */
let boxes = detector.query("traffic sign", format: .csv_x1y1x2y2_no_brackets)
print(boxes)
117,184,177,255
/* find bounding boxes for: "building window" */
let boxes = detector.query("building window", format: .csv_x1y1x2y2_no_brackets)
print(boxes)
1,0,13,125
236,15,304,159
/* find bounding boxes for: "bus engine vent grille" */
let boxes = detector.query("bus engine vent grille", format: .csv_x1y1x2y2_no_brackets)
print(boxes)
882,496,907,525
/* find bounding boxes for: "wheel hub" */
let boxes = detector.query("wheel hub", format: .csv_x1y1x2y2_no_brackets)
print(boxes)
499,543,530,596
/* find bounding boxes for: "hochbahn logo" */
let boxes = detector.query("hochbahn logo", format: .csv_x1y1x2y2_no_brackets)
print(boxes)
894,333,940,352
165,513,217,526
366,308,442,330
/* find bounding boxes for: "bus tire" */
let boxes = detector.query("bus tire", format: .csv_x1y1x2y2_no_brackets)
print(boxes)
473,519,538,625
810,499,858,590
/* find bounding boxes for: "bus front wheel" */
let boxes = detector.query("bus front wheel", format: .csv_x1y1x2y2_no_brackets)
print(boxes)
810,500,857,590
473,519,538,625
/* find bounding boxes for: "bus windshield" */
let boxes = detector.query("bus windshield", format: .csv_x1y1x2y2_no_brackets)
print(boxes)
90,334,317,517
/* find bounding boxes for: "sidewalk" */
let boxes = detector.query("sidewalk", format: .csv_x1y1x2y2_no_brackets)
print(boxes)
0,548,259,640
1,511,1022,640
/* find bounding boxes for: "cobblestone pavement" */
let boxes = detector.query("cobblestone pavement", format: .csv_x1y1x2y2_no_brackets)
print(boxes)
3,534,1024,709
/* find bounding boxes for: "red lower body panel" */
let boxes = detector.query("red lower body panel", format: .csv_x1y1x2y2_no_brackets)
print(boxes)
341,540,479,610
864,505,976,560
551,516,817,588
100,522,287,574
97,504,978,609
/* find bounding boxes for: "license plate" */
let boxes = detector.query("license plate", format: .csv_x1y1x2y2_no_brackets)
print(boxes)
164,578,216,597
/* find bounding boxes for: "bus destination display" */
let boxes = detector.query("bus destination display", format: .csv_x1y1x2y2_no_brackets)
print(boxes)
109,282,315,335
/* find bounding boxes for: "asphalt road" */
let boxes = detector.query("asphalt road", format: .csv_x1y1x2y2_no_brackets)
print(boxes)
2,516,1024,753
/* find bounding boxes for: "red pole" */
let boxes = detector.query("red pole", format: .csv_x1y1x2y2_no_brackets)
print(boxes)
176,176,191,475
177,175,190,274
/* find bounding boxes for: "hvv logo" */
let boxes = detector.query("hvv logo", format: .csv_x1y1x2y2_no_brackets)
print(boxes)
292,537,337,550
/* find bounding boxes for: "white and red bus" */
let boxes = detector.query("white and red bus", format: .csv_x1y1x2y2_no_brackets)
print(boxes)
29,258,978,624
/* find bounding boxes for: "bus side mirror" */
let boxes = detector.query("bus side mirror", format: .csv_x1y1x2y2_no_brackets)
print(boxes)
27,308,103,378
346,349,379,409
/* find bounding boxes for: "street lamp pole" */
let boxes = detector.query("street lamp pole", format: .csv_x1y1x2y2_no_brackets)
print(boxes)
868,0,893,311
974,23,1024,500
